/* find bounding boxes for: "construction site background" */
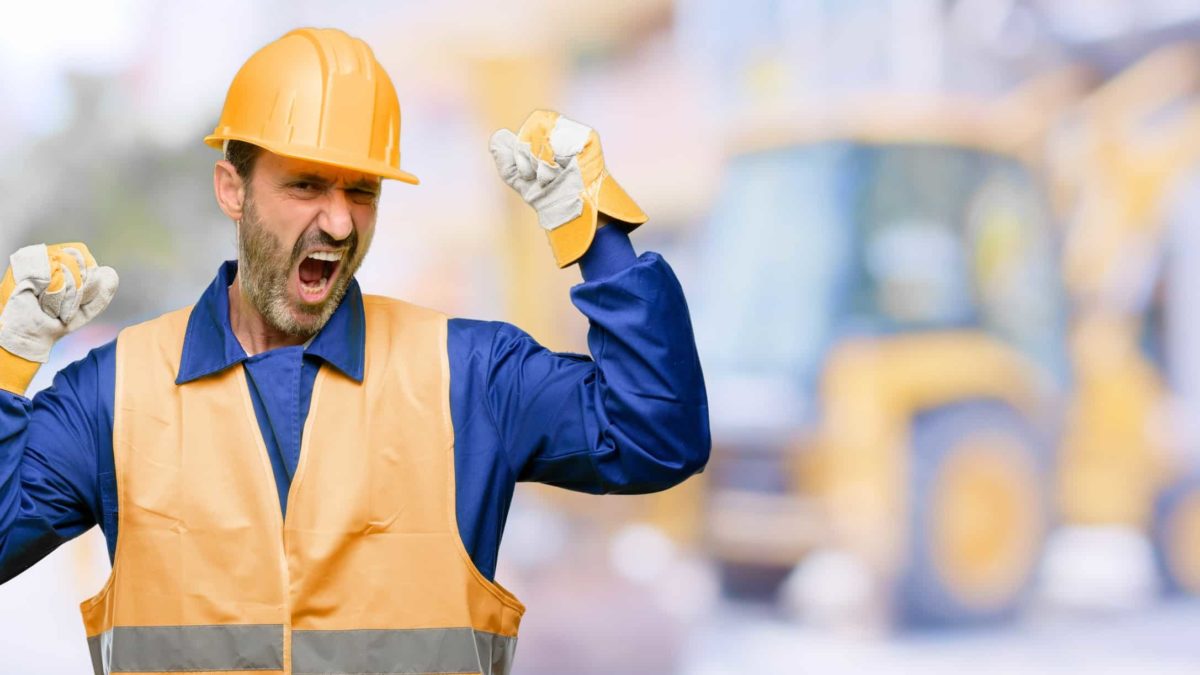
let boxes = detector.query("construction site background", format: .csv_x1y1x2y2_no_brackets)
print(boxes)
3,1,1200,673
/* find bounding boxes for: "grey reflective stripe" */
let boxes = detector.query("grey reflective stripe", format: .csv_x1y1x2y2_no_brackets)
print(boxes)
88,630,109,675
293,628,518,675
473,630,518,675
86,624,284,673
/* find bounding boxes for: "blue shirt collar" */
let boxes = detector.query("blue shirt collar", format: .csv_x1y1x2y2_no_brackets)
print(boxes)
176,260,365,384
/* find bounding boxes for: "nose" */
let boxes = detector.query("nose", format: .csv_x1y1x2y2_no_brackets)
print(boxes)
318,188,355,242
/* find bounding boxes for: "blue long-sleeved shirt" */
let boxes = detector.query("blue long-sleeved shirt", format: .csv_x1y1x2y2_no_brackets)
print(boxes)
0,225,710,584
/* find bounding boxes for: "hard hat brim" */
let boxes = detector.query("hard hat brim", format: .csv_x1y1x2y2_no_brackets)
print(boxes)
205,133,420,185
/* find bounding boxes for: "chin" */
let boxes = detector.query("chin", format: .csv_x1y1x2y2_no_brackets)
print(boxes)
282,288,344,336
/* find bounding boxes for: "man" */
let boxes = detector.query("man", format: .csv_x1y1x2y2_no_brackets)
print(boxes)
0,27,708,675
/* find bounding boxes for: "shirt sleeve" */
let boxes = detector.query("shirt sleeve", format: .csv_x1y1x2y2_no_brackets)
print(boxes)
0,343,110,584
483,249,710,495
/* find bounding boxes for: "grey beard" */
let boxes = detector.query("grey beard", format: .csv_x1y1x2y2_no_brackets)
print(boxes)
236,203,367,339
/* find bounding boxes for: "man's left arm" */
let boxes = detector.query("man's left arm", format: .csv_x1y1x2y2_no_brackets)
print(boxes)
477,221,709,494
483,110,710,493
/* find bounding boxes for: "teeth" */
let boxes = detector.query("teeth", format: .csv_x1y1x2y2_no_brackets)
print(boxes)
308,250,343,262
300,277,329,296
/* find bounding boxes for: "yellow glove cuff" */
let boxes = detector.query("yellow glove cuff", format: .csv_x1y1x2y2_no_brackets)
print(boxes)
0,346,40,396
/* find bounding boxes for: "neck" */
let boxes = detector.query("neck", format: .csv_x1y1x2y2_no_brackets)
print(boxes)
228,276,307,355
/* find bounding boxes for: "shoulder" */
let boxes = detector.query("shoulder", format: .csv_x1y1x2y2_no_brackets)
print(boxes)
447,318,590,379
118,305,195,345
112,306,196,374
360,295,454,354
28,336,118,433
53,338,119,392
360,300,536,350
447,318,535,355
445,319,534,383
362,294,448,324
120,305,194,334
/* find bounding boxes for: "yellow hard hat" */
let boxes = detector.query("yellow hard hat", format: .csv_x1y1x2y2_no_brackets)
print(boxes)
205,28,419,184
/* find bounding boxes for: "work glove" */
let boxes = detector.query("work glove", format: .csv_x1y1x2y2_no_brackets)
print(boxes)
489,110,647,268
0,243,118,395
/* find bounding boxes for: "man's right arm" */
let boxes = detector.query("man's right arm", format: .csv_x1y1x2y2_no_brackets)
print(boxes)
0,241,119,584
0,344,112,584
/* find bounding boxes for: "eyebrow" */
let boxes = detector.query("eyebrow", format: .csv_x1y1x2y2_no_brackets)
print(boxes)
288,172,381,192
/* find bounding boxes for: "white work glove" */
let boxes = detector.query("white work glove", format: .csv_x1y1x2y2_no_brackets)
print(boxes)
489,110,648,268
0,243,119,366
489,123,587,233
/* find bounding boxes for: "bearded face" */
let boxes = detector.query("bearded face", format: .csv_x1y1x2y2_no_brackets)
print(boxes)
231,152,379,339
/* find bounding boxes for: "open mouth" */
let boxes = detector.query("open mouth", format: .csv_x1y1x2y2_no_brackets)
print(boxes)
296,249,344,304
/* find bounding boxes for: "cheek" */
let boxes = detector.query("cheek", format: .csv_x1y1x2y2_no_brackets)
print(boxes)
353,203,377,224
354,213,377,246
265,206,320,255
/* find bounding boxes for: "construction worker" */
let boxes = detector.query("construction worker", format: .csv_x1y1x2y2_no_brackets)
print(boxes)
0,28,708,675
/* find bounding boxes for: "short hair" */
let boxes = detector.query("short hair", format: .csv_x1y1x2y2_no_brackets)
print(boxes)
225,140,262,183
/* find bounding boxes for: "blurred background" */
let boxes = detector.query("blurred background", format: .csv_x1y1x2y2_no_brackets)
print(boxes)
3,0,1200,672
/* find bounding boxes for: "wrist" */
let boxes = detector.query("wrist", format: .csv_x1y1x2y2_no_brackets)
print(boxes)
0,345,41,396
578,217,637,281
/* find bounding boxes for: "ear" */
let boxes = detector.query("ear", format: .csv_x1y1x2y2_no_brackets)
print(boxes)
214,160,246,222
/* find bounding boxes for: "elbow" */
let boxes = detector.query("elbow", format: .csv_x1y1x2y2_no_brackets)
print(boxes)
642,402,711,489
674,405,711,480
663,363,711,484
657,444,708,492
647,432,710,492
603,402,711,494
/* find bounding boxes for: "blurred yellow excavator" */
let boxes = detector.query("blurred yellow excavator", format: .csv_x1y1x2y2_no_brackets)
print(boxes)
695,73,1084,626
697,45,1200,626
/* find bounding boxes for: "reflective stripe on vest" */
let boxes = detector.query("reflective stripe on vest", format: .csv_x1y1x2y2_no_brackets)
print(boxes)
82,298,525,675
87,625,284,674
292,628,517,675
85,625,515,675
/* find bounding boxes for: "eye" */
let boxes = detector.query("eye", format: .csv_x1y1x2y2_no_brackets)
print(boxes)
348,188,379,205
289,180,322,196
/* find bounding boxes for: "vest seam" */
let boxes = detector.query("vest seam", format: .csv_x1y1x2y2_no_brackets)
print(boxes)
444,319,526,618
110,327,130,579
361,297,525,618
481,322,518,487
285,366,327,522
80,308,192,622
79,335,129,619
108,327,133,585
233,360,297,672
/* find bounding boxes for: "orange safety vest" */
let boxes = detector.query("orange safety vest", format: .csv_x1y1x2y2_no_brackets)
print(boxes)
80,296,525,675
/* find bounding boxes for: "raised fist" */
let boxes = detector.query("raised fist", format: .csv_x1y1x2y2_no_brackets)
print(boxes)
489,110,647,267
0,243,118,394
